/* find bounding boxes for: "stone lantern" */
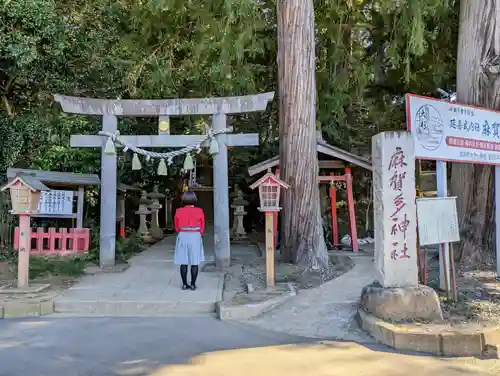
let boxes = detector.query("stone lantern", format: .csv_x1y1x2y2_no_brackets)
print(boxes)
231,189,249,240
1,174,49,289
135,191,153,243
147,185,165,240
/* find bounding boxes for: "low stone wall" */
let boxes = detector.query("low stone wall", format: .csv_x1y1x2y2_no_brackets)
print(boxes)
0,300,54,318
357,309,500,358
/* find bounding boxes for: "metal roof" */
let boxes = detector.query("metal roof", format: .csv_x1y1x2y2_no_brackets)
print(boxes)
247,140,372,176
7,168,100,186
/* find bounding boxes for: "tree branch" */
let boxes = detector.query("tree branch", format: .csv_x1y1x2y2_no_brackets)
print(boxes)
1,95,13,118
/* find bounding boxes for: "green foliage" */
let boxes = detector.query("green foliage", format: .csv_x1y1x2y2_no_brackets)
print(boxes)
0,0,459,243
28,256,87,279
115,232,145,263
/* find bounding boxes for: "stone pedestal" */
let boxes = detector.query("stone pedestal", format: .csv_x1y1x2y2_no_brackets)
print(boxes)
360,284,443,322
135,191,153,243
147,185,165,240
372,131,418,288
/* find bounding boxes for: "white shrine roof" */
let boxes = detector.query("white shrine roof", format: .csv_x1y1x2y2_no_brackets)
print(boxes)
247,139,372,177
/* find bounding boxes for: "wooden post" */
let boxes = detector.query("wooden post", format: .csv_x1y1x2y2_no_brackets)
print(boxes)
449,242,458,301
76,186,84,228
345,168,359,252
329,182,338,246
423,246,429,285
265,212,275,287
441,242,450,297
416,224,422,284
17,214,31,288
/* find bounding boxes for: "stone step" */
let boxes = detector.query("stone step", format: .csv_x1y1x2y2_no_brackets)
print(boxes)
54,299,216,315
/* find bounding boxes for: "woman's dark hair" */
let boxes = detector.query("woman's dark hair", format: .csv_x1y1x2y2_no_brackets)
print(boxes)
181,190,197,205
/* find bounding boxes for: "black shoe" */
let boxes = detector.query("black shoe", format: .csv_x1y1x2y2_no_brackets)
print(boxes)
182,284,190,290
190,284,197,291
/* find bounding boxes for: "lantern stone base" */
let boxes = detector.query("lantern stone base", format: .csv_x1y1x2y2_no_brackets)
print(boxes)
0,283,51,294
360,283,443,323
141,233,155,244
150,226,164,240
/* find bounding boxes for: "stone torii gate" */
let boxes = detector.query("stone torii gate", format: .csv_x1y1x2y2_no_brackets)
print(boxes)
54,93,274,268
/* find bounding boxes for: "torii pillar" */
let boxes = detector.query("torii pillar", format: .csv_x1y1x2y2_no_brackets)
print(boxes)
54,93,274,268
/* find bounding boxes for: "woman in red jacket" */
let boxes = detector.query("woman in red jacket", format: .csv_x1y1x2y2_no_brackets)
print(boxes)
174,190,205,290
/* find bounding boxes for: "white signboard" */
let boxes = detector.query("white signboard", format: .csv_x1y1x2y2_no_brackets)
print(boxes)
37,190,74,215
406,94,500,165
416,197,460,246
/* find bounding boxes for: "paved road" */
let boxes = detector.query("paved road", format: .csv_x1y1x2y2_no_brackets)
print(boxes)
0,316,499,376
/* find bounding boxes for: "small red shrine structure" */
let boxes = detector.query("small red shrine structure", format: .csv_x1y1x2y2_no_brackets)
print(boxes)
247,138,372,252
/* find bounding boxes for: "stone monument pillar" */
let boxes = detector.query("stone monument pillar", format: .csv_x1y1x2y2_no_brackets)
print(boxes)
231,190,248,240
359,131,443,323
136,191,153,243
372,131,418,287
147,186,165,240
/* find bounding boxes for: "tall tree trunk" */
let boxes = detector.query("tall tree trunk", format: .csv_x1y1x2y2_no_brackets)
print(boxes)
450,0,500,265
276,0,329,269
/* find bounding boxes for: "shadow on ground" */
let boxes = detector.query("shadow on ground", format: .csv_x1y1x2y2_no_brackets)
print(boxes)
0,317,498,376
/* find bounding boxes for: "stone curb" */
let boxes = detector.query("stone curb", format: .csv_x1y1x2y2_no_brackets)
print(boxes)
216,282,296,321
84,264,130,275
0,300,54,319
357,309,500,358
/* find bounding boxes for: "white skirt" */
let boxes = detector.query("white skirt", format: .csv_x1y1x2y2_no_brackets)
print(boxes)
174,229,205,265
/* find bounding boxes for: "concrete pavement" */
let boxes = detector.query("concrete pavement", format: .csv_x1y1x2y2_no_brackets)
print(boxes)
242,253,375,341
54,234,224,315
0,316,498,376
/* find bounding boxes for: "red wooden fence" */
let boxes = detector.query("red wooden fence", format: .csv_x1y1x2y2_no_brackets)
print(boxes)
14,227,90,256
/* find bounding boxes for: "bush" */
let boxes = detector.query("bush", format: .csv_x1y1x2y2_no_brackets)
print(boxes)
115,232,145,263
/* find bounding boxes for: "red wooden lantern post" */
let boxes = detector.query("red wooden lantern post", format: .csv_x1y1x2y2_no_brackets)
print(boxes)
1,175,49,288
250,170,290,287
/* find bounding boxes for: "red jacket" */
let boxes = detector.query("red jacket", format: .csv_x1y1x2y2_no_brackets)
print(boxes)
174,206,205,235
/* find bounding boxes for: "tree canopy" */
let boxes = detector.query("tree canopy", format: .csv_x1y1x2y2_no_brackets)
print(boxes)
0,0,464,262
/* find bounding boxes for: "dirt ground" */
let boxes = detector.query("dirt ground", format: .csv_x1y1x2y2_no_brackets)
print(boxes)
203,242,354,306
427,257,500,326
0,261,77,303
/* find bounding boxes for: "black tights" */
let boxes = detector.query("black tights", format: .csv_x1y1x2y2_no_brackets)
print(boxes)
180,265,199,286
